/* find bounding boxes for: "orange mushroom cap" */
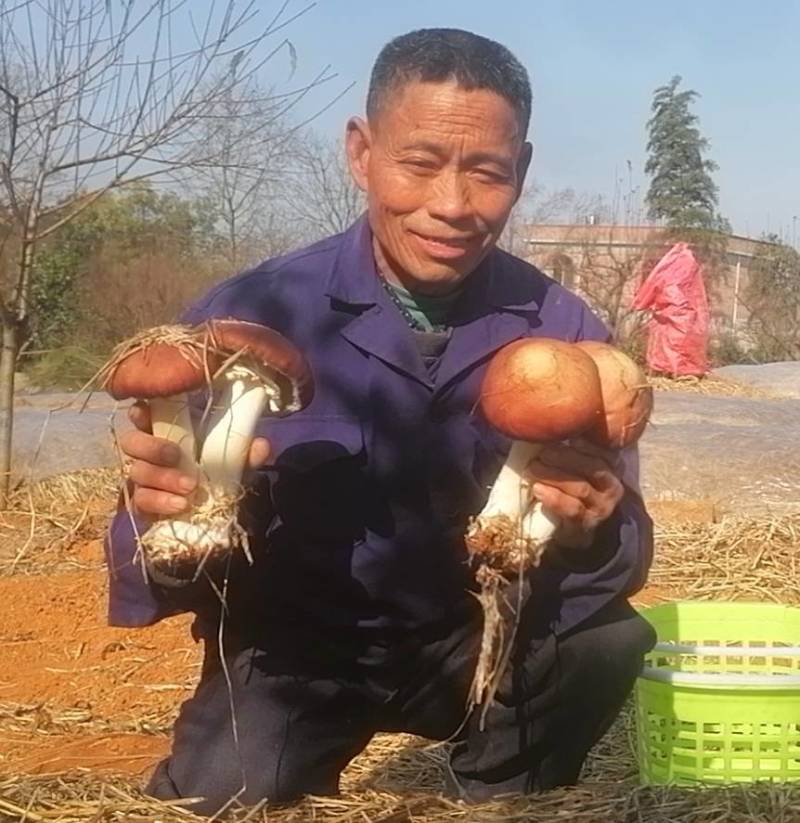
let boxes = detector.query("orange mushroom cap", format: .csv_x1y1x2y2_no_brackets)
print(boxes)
480,338,603,441
575,340,653,448
105,337,220,401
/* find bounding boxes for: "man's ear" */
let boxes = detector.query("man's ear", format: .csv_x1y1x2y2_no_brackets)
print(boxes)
345,116,371,193
514,141,534,204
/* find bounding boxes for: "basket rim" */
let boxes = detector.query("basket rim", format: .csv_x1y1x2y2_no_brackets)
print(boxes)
639,666,800,688
650,642,800,656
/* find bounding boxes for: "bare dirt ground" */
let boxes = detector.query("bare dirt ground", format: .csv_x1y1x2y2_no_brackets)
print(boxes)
0,556,196,778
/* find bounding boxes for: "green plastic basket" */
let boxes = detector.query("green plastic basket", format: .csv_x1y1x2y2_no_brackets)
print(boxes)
636,601,800,785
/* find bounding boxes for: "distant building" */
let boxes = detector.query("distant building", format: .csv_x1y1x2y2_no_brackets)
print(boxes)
520,223,773,340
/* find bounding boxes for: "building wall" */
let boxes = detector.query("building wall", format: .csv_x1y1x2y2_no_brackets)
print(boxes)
521,224,772,340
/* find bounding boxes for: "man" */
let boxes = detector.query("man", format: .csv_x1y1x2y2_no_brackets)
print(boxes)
108,28,655,815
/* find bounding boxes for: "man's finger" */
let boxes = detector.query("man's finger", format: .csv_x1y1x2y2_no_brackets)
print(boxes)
248,437,271,470
529,462,623,523
531,483,586,522
119,428,183,467
537,443,615,483
128,401,153,434
132,485,192,516
128,460,198,497
527,461,598,502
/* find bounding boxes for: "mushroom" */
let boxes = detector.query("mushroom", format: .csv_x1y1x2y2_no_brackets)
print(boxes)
465,337,652,716
104,325,216,487
103,320,313,583
575,340,653,450
466,337,604,570
198,319,314,501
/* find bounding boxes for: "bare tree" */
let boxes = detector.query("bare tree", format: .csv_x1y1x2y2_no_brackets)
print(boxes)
0,0,328,503
282,132,364,242
193,76,303,270
571,228,666,340
740,236,800,361
500,184,613,258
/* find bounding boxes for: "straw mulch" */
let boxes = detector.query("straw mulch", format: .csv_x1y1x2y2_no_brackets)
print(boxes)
648,374,777,399
650,513,800,606
0,467,118,575
1,725,800,822
1,469,800,821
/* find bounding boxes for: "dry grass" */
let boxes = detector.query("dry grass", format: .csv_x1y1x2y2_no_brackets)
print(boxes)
648,374,777,399
0,701,175,739
650,514,800,605
1,722,800,822
0,468,118,575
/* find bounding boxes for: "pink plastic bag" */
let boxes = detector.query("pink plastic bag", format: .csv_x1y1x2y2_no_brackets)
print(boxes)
632,242,710,376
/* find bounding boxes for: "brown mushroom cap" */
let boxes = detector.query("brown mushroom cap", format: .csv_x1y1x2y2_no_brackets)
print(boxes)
104,331,221,401
204,319,314,414
575,341,653,448
480,338,603,441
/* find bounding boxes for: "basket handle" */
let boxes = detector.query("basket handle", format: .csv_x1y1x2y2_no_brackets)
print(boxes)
640,667,800,687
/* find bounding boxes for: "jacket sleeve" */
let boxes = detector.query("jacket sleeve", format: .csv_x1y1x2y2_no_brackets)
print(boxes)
105,502,197,627
105,470,276,627
533,444,653,636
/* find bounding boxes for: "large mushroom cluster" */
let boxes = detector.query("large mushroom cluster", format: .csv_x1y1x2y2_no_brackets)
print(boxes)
102,320,313,584
466,336,653,712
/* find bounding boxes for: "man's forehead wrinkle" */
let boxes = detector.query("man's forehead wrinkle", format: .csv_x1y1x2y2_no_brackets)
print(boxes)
390,112,520,149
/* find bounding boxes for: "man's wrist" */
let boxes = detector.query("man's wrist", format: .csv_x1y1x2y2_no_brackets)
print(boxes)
553,521,596,551
548,511,621,571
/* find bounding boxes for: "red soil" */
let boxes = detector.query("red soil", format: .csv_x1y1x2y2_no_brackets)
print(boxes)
0,540,198,777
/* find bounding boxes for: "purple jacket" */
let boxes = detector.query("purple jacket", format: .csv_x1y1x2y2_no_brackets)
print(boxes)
105,217,652,638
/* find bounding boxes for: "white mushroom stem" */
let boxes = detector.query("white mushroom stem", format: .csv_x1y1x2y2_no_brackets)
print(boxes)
149,395,198,481
140,364,282,583
200,365,281,499
477,440,560,546
520,498,560,545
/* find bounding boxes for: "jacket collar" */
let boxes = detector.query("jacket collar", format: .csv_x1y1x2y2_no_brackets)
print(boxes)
324,215,543,314
324,216,545,391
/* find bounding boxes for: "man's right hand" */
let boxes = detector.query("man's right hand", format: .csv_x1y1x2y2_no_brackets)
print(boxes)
119,401,271,517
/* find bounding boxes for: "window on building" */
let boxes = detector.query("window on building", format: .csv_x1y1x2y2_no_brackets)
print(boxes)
549,253,577,289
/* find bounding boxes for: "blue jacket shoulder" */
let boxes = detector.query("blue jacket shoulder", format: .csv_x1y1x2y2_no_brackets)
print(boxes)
491,248,611,343
182,233,342,327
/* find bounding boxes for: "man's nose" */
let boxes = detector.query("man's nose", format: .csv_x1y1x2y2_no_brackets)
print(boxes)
427,170,472,222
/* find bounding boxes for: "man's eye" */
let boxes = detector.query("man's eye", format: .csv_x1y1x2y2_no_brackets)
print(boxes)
403,158,437,171
475,168,510,183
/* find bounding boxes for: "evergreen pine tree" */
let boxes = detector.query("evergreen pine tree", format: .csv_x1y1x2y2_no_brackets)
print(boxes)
645,76,721,230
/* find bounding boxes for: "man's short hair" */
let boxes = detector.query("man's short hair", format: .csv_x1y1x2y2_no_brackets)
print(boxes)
367,28,532,137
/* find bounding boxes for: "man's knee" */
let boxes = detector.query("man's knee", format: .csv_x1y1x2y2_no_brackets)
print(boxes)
146,754,328,816
563,602,656,688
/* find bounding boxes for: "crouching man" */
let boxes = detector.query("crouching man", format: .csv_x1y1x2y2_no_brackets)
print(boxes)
107,27,655,816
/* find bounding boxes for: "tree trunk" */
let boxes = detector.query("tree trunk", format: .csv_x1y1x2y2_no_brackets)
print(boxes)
0,321,19,507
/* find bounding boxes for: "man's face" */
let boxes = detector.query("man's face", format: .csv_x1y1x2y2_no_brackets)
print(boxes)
346,80,532,295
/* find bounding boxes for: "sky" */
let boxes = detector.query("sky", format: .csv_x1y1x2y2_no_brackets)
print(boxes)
211,0,800,241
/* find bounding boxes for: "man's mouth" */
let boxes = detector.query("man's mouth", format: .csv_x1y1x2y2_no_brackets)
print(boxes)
409,230,479,258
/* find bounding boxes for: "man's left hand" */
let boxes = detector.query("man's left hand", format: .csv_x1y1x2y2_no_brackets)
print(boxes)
526,441,624,550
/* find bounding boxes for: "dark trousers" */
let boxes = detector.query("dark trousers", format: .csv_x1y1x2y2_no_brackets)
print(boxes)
147,598,655,815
